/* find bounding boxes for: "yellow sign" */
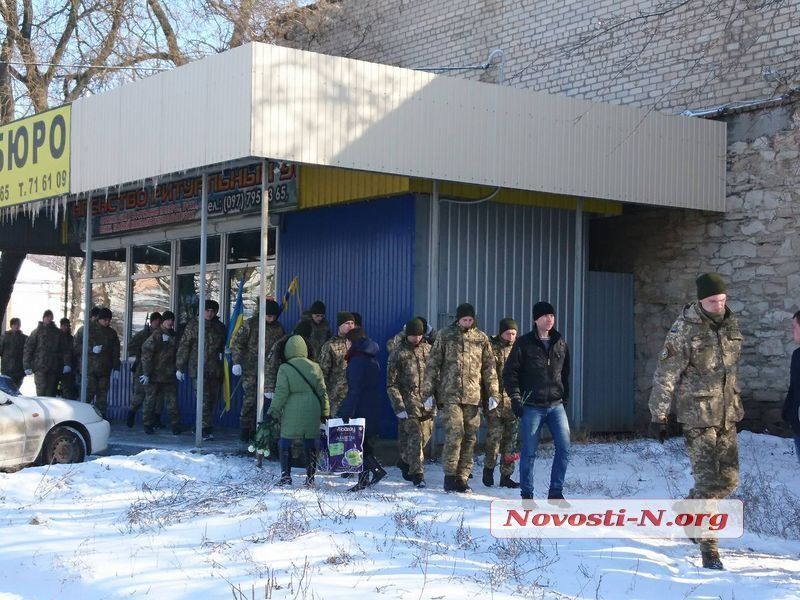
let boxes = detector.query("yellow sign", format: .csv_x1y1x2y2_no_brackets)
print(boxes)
0,105,71,208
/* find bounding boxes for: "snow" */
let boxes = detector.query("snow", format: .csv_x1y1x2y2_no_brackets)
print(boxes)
1,432,799,599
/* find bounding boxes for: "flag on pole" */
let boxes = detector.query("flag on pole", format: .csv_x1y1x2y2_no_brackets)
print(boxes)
223,276,246,414
280,275,301,314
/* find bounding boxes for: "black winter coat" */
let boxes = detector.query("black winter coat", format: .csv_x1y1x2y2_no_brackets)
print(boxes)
782,348,800,434
502,329,570,406
338,337,383,431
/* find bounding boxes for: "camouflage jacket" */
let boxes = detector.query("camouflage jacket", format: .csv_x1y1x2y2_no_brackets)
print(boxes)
319,334,349,406
386,338,433,418
386,327,437,354
298,313,331,357
176,316,227,380
141,326,178,384
649,303,744,429
264,333,318,393
231,316,285,375
0,330,27,378
24,322,69,374
128,325,152,376
488,335,514,412
421,323,499,406
74,322,121,376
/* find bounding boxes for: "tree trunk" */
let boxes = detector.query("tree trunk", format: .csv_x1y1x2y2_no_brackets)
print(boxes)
0,252,26,327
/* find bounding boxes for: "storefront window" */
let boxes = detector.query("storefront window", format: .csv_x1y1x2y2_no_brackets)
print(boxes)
91,281,125,341
92,248,126,278
176,272,221,334
179,236,221,267
133,242,171,274
132,277,171,331
228,266,275,319
227,229,276,264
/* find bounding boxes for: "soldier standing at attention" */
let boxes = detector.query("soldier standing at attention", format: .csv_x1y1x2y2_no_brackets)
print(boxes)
319,311,356,417
74,307,121,418
422,303,498,493
140,311,184,435
126,312,162,428
231,299,285,442
26,310,71,397
649,273,744,570
300,300,332,357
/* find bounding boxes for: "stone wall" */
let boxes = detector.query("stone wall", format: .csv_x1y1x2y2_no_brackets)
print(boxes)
591,101,800,434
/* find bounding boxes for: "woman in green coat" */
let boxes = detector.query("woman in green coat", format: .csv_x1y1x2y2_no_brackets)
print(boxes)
267,335,330,486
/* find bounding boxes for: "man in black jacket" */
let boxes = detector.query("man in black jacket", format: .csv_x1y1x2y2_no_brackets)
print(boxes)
783,310,800,464
502,302,571,502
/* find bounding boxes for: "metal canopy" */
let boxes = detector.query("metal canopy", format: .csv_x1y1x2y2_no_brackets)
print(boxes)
67,42,726,212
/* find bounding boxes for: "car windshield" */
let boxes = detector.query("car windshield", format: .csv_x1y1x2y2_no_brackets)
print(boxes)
0,375,20,397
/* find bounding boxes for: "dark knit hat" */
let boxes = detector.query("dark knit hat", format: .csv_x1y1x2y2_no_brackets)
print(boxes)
264,299,281,316
60,317,70,326
309,300,326,315
696,273,726,300
293,319,313,338
205,299,219,313
353,312,363,327
499,318,518,334
90,306,101,318
346,327,366,343
455,303,476,320
42,309,54,319
98,307,113,320
337,311,356,327
532,302,555,321
405,318,425,336
149,312,163,323
161,310,175,322
416,316,429,332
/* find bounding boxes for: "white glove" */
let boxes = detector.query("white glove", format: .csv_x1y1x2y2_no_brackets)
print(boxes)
396,410,409,419
265,392,274,400
232,364,242,376
24,369,33,376
218,353,223,361
112,370,120,380
127,356,136,364
139,375,149,385
488,396,499,411
62,365,72,374
162,334,170,342
176,370,185,382
424,396,434,411
92,345,103,354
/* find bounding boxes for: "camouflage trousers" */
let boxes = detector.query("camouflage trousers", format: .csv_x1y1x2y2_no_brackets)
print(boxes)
240,374,258,432
34,370,60,397
399,417,434,476
59,372,78,400
684,424,739,551
131,377,163,415
439,403,480,481
328,391,347,421
484,412,518,476
87,373,110,416
193,376,221,431
143,382,181,429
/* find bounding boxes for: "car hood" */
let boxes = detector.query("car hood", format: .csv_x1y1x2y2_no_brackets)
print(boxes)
1,392,104,426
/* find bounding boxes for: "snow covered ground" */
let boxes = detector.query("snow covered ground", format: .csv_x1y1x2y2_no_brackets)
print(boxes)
1,431,798,599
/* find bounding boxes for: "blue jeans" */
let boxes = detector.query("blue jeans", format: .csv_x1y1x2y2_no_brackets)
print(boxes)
519,403,571,497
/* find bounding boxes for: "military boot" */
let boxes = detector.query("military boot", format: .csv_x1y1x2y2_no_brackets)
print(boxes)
397,460,411,481
499,474,520,489
412,473,426,488
443,475,458,492
482,467,494,487
701,548,724,570
366,455,387,487
126,410,136,428
277,446,292,486
349,470,371,492
455,478,472,494
304,448,317,487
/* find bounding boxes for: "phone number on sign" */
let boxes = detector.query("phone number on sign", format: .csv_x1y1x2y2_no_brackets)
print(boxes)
208,184,291,215
0,169,68,203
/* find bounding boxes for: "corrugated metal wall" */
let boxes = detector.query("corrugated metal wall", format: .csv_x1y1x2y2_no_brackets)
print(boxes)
277,195,416,438
583,271,635,432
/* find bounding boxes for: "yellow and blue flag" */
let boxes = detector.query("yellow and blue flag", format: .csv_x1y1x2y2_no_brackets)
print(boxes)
223,276,246,414
280,275,301,314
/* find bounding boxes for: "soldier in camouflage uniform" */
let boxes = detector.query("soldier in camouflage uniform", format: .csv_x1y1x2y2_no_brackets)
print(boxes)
319,311,356,417
231,299,285,441
422,303,499,493
58,318,77,399
176,299,227,440
73,307,121,417
25,310,71,397
387,318,434,488
126,312,162,428
0,318,27,387
140,311,183,434
483,318,520,488
298,300,332,358
385,316,437,354
649,273,744,571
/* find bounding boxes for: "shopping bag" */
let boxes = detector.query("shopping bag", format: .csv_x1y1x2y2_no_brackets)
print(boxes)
325,417,365,473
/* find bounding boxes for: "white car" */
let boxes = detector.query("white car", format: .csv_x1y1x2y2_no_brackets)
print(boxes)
0,375,110,470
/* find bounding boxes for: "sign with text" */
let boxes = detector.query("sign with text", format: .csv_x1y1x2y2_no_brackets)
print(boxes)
70,161,296,237
0,105,71,208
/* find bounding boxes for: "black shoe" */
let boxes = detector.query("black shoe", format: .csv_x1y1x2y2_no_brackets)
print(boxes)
349,471,371,492
398,460,411,481
368,457,387,487
468,472,473,479
305,450,317,487
455,479,472,494
202,428,214,441
701,549,724,570
126,410,136,428
482,467,494,487
521,491,533,500
278,446,292,486
499,475,520,489
412,474,426,488
548,491,570,507
444,475,458,492
144,426,154,435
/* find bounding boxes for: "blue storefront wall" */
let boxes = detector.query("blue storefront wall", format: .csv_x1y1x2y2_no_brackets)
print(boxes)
277,195,416,439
